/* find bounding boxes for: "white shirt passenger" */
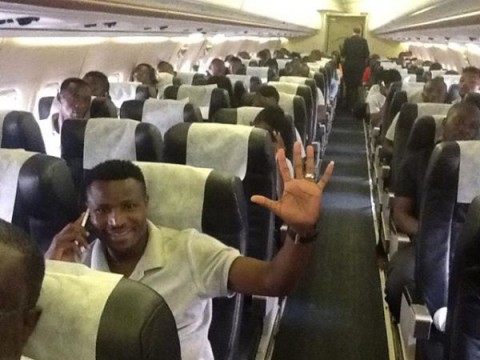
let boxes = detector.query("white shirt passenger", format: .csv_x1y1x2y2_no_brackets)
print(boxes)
83,221,241,360
366,84,385,114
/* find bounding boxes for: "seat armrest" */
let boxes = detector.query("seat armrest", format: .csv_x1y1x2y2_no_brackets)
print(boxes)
400,285,433,340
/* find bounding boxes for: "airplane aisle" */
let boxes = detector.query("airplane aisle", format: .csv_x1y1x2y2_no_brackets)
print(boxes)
272,111,389,359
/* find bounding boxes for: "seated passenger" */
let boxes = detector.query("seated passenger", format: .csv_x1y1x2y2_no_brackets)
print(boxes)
40,78,92,157
0,219,45,360
252,106,294,196
208,58,228,78
46,151,334,360
383,77,448,157
253,85,306,157
228,56,246,75
257,49,271,67
132,63,158,98
366,69,402,126
385,102,480,321
457,66,480,101
157,60,174,75
82,71,118,117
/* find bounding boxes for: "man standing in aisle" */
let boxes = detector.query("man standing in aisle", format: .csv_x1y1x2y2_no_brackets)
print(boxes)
341,27,370,112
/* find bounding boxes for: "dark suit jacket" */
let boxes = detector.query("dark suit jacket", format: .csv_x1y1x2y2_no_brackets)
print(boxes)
341,35,369,85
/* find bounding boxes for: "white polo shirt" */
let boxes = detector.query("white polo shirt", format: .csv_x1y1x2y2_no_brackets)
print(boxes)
83,221,241,360
366,84,386,114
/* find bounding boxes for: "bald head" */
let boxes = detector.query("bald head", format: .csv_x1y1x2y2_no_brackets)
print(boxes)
442,102,480,141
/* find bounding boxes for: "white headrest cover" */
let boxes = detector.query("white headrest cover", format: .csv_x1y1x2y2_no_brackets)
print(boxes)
0,109,11,145
136,162,211,231
0,149,36,222
278,92,296,120
457,141,480,203
417,103,451,118
269,82,300,95
442,75,461,89
276,59,290,70
142,98,188,135
236,106,263,126
246,67,269,82
83,118,138,170
407,88,424,103
431,70,446,78
109,82,140,108
227,74,252,91
24,260,122,360
380,61,399,70
175,72,197,85
279,76,307,85
177,84,216,108
186,123,251,180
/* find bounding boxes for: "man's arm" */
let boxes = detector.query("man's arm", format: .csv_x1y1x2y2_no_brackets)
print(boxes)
392,196,418,237
228,143,334,296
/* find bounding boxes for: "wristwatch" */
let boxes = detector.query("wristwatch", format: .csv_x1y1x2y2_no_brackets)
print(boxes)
287,227,318,244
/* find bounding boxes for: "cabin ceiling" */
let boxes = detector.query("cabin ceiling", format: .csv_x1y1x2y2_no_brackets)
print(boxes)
0,0,479,45
0,0,316,38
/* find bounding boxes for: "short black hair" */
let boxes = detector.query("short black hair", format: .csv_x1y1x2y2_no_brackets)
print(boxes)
254,106,294,159
257,85,280,103
383,69,402,86
353,27,362,34
0,219,45,308
85,160,147,196
83,71,110,93
462,66,480,77
60,77,90,94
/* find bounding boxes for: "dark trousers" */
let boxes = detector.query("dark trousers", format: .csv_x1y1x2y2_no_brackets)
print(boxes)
385,245,415,322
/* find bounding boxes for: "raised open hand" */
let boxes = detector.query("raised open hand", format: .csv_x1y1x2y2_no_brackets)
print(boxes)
251,142,334,236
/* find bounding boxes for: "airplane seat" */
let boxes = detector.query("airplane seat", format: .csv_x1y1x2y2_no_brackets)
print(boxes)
313,72,326,99
135,84,153,101
61,117,163,193
90,98,118,119
38,96,55,120
391,103,451,191
134,161,248,360
174,71,206,85
446,195,480,360
109,82,144,109
246,66,269,83
1,110,46,153
0,149,77,251
163,122,276,261
446,84,461,104
226,74,251,107
164,84,230,121
24,261,180,360
120,98,202,130
269,82,313,142
402,141,480,359
278,92,308,145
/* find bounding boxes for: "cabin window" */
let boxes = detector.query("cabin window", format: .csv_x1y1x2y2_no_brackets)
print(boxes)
0,89,19,110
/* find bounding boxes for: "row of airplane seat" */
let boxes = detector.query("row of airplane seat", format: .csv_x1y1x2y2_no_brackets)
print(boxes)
361,56,480,359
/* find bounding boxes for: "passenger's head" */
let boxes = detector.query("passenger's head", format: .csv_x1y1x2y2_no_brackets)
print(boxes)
237,51,250,60
157,61,174,74
58,77,92,125
383,69,402,87
353,27,361,35
429,62,443,71
228,56,244,75
257,49,271,66
249,76,262,93
442,102,480,141
459,66,480,97
208,58,227,77
253,106,294,159
132,63,157,85
253,85,280,107
422,77,447,103
85,160,149,259
463,92,480,110
83,71,110,98
0,219,44,360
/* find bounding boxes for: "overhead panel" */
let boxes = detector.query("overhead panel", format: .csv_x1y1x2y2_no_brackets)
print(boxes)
0,0,317,38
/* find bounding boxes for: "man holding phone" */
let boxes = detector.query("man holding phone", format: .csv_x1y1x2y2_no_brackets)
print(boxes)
45,143,333,360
